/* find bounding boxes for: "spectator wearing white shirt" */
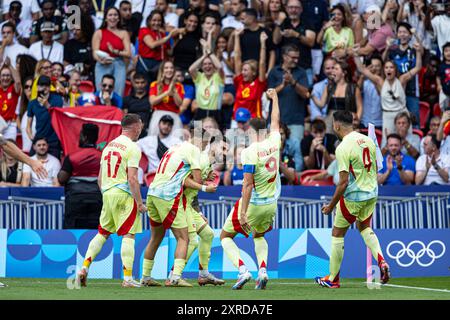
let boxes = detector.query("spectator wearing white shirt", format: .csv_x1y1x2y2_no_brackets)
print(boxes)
155,0,179,32
0,1,33,46
137,115,181,174
415,134,450,185
0,22,28,68
221,0,245,31
28,22,64,64
430,3,450,55
115,0,156,28
2,0,40,23
22,137,61,187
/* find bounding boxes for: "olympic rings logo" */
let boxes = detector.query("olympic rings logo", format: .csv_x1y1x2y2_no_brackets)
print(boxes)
386,240,446,267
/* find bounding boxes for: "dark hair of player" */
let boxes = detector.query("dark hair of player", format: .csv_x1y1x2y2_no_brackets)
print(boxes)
332,110,353,126
121,114,142,128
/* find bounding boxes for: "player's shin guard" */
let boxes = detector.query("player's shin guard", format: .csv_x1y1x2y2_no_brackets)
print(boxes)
329,236,344,282
254,237,268,273
221,237,246,273
82,233,107,270
198,225,214,272
360,227,385,264
186,232,198,263
173,258,186,278
121,237,135,280
142,259,154,277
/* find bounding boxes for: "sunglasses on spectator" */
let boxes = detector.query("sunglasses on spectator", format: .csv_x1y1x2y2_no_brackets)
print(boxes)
24,85,32,89
102,84,114,89
388,90,398,101
41,65,52,70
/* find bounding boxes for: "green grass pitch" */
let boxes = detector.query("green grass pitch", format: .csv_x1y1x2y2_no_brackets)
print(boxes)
0,277,449,300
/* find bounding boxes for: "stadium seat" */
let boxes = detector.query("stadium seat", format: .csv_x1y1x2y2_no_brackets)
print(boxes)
124,80,132,96
16,133,22,151
139,152,149,174
300,170,334,186
79,80,95,93
433,103,442,117
412,128,424,139
419,101,430,129
359,128,382,146
145,172,156,186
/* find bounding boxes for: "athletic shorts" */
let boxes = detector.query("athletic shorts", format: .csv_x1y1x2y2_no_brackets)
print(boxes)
98,188,142,236
186,204,207,234
146,191,187,230
222,198,277,237
334,197,377,228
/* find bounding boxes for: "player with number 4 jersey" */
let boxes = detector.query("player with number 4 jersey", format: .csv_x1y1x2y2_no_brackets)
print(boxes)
221,88,281,291
78,114,147,288
315,110,390,289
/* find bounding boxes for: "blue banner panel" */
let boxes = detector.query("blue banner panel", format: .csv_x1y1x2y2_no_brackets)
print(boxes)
4,185,450,201
2,229,449,280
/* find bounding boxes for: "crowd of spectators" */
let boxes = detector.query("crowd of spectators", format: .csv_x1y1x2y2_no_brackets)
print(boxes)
0,0,449,190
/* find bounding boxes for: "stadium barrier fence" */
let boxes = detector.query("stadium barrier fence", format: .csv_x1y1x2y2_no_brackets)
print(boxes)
1,193,448,230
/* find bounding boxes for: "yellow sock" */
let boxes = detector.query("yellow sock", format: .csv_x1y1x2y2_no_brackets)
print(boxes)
198,226,214,271
186,232,198,264
361,228,385,265
254,237,268,270
142,259,154,277
329,236,344,282
173,258,186,277
221,237,243,269
83,233,107,269
121,237,135,279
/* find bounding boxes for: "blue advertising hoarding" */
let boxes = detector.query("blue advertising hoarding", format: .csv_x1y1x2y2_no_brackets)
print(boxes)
1,228,448,280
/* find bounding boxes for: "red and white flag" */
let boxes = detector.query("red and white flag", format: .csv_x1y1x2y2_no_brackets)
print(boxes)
50,106,123,156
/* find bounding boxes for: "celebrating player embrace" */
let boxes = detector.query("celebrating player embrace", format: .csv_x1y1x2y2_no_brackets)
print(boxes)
141,133,220,287
315,110,390,289
220,88,282,290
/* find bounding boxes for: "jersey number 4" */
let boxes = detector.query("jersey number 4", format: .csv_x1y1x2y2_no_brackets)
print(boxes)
362,147,372,173
104,151,122,178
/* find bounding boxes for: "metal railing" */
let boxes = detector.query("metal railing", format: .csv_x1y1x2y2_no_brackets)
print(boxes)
0,193,448,230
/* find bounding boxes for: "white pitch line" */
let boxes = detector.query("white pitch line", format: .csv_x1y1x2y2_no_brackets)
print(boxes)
379,283,450,293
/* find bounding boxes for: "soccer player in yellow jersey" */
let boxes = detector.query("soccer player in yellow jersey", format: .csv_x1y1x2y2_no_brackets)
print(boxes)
165,135,229,286
220,88,281,290
141,138,217,287
315,110,390,288
77,114,147,288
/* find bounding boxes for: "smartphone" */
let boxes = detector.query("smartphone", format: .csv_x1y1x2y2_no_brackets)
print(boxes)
330,13,336,20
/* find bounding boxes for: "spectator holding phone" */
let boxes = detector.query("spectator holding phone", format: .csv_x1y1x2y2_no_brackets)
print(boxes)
26,75,63,158
378,133,415,185
316,4,354,57
301,119,337,170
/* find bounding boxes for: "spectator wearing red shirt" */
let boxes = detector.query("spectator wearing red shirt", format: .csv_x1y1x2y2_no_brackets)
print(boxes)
419,56,440,116
136,10,180,84
148,60,184,137
0,61,20,140
231,28,268,127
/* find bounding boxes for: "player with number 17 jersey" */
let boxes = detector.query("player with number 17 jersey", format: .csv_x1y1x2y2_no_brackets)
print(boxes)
99,134,142,235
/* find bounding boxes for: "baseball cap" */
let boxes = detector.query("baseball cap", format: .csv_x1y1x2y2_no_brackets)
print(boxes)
235,108,251,123
41,21,55,32
37,75,51,86
160,115,174,125
365,5,381,14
